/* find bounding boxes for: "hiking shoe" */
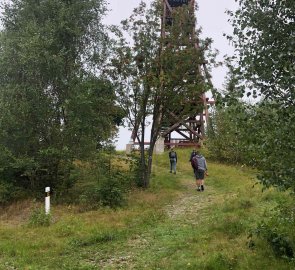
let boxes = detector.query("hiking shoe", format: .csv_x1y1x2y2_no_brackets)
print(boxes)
201,185,204,191
196,187,201,192
169,171,172,173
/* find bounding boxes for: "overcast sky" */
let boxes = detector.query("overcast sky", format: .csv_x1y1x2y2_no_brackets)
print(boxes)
107,0,238,149
0,1,237,149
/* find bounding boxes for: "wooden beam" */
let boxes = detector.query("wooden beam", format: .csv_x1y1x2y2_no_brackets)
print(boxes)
164,0,173,12
165,142,200,147
169,111,203,139
161,121,182,137
186,120,202,124
177,128,199,132
175,130,191,140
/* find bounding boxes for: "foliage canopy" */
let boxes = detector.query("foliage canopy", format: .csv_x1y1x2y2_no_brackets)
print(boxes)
0,0,122,199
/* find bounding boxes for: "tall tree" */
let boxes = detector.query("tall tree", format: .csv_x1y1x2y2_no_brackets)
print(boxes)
111,1,214,187
147,3,211,184
0,0,121,195
110,1,161,187
228,0,295,190
228,0,294,104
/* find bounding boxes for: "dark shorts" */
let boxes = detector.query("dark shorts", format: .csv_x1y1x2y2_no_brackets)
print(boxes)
194,169,205,180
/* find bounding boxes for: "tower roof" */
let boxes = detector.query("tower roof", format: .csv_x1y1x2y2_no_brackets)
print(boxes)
168,0,189,8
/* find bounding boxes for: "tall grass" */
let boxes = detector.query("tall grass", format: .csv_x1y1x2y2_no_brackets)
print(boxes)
0,148,294,269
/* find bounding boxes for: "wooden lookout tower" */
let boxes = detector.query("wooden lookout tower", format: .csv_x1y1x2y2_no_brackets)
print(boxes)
159,0,214,149
126,0,214,153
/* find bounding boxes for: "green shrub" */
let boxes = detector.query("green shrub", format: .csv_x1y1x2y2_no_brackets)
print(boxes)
254,225,294,258
28,207,51,227
78,188,101,212
128,152,146,188
76,167,129,210
250,206,295,259
98,176,125,208
77,177,126,211
0,181,13,204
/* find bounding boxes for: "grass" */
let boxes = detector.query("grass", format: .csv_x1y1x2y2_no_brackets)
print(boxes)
0,148,294,269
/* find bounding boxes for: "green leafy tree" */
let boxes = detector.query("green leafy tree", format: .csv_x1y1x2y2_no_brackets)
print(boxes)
111,1,214,187
0,0,121,198
110,1,161,187
147,3,214,183
227,0,295,190
228,0,294,103
207,65,254,165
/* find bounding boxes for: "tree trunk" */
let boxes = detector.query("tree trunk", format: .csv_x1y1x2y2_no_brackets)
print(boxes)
145,103,163,187
139,83,151,188
139,120,147,187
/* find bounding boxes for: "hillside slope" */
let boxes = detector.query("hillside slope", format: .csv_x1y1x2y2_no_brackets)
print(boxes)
0,149,294,269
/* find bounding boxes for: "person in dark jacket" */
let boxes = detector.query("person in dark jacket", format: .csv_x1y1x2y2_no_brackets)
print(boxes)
191,151,208,191
169,148,177,174
189,149,197,163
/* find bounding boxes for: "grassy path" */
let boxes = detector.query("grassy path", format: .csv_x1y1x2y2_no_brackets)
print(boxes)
95,155,294,270
0,151,294,269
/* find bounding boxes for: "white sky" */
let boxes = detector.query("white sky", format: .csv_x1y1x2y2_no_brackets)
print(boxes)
106,0,238,149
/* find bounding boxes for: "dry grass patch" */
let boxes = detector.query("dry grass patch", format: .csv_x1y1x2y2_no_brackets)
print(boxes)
0,199,40,227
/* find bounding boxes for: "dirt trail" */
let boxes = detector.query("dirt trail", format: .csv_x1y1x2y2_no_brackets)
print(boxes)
98,177,220,269
165,178,216,221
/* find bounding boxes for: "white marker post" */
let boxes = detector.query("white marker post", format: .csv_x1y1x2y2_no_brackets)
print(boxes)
45,187,50,215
